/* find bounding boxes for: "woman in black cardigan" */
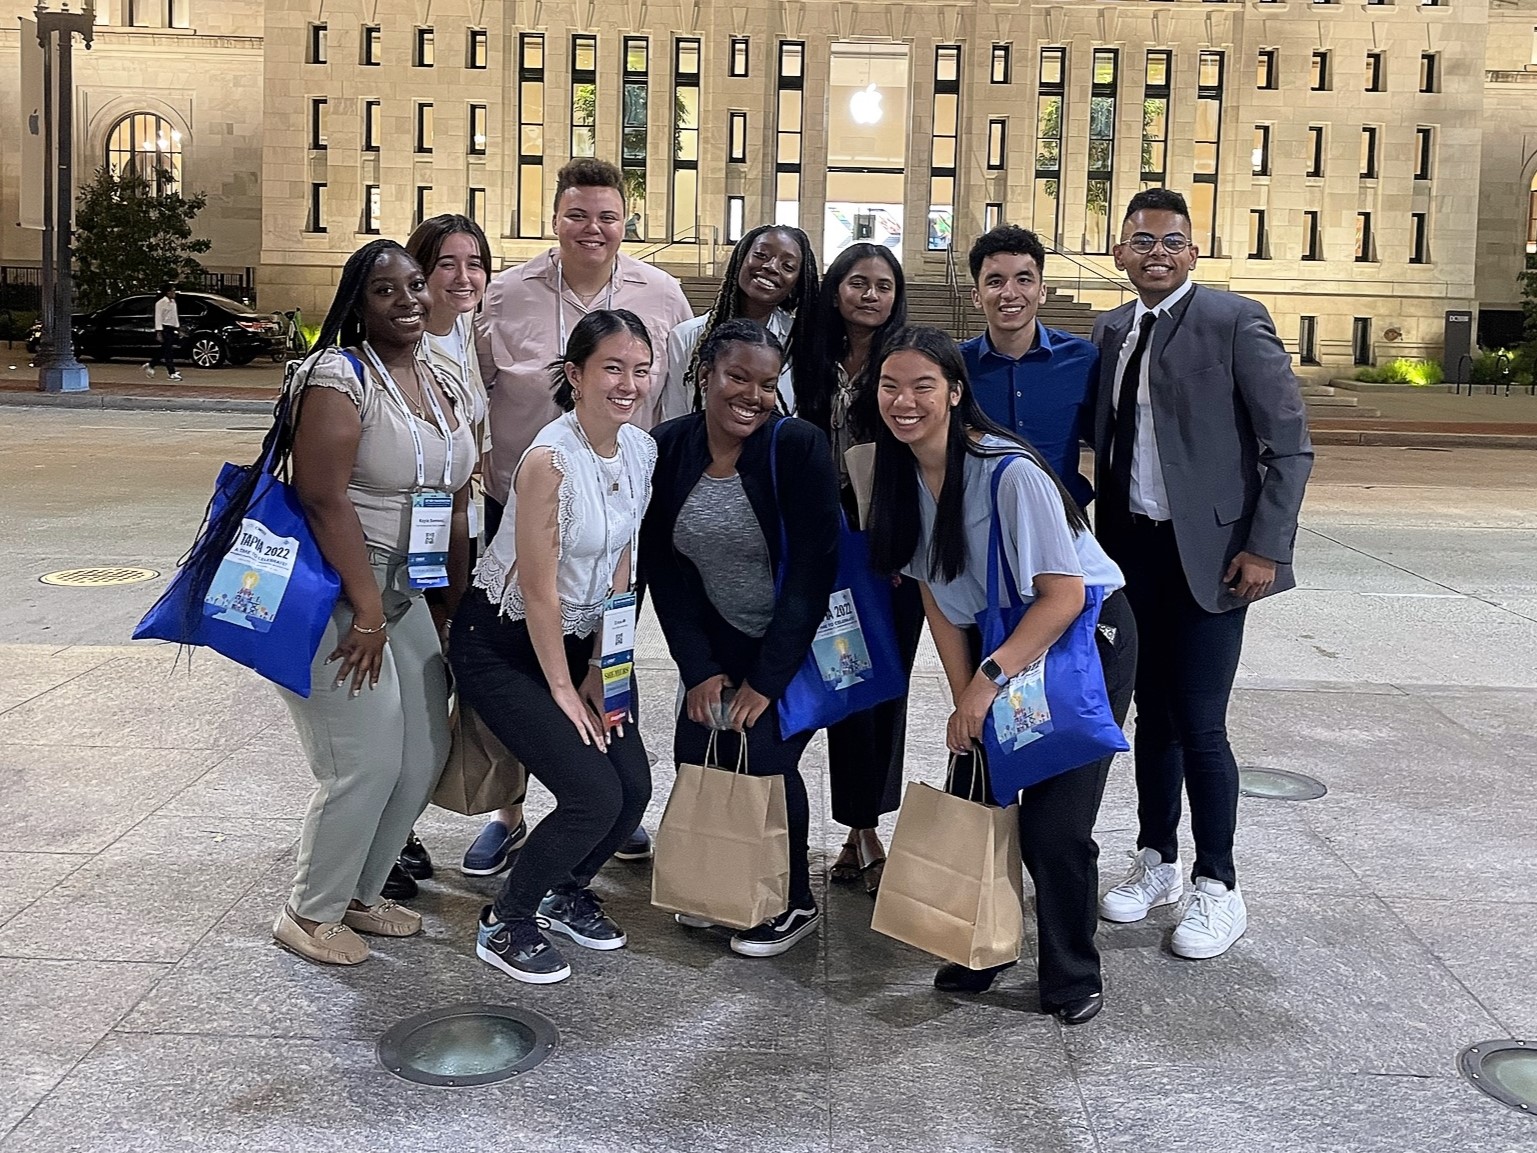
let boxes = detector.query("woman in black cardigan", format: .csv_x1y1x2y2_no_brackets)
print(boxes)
642,318,840,958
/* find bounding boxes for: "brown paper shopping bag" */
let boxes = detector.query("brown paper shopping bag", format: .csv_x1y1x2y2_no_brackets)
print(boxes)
870,757,1024,969
431,696,527,816
652,732,790,930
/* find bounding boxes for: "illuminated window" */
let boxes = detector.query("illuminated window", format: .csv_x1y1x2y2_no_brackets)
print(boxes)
672,38,701,240
730,37,749,78
775,41,805,227
468,29,488,70
1191,50,1224,253
571,35,597,158
1142,51,1171,185
105,112,182,195
928,45,961,250
623,37,650,238
1085,49,1117,254
729,110,747,163
1034,47,1066,246
469,104,487,156
991,44,1012,84
517,34,545,238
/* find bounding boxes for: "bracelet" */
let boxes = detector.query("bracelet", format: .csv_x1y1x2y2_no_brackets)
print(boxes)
351,620,387,635
588,657,604,669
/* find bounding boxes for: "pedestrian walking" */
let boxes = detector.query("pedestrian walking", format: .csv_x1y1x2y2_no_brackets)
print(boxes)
144,283,182,380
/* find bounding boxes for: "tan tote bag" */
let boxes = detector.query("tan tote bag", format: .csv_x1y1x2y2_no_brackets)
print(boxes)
652,732,791,930
431,696,526,817
870,755,1025,969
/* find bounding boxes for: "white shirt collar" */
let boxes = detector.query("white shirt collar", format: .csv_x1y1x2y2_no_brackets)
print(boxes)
1132,277,1196,326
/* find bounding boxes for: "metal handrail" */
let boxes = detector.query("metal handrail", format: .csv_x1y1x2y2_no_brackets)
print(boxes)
1043,246,1133,309
943,244,965,336
631,228,720,277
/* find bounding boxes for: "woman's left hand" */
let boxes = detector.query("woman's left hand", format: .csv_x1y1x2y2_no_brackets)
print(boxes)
947,674,999,754
728,683,772,732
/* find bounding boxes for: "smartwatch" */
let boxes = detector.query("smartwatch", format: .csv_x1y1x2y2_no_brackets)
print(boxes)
979,656,1010,687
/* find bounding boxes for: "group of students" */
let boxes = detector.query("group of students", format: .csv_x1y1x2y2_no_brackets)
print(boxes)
265,158,1313,1029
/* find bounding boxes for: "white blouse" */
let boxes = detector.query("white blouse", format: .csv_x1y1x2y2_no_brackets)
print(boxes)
473,411,657,637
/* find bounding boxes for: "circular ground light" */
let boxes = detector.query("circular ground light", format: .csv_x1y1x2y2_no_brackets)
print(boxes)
38,566,160,588
1460,1040,1537,1115
1238,766,1328,801
378,1003,558,1088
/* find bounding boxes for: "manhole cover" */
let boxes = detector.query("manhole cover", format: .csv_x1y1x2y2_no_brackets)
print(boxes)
38,567,160,588
378,1003,558,1087
1459,1039,1537,1114
1238,766,1327,801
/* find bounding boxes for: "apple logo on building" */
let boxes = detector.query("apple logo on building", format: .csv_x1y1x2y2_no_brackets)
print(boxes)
28,109,40,136
849,84,883,126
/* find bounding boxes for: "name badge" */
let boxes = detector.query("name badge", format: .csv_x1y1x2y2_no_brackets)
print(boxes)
407,490,453,589
598,591,637,726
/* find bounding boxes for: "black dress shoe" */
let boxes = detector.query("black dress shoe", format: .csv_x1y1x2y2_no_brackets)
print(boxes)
398,830,434,880
381,862,418,901
933,960,1016,993
1053,992,1104,1026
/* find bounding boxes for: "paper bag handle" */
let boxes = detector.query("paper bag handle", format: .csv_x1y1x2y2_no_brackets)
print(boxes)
943,748,988,804
703,729,751,775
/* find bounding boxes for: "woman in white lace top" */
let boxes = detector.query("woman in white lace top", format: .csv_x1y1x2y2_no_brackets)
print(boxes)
450,308,657,985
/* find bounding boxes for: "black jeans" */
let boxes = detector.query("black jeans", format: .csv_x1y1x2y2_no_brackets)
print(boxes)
153,328,178,373
1118,518,1247,889
451,589,652,922
948,589,1137,1011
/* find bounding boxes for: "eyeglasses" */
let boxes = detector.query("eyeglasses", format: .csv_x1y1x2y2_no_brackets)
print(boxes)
1125,234,1191,255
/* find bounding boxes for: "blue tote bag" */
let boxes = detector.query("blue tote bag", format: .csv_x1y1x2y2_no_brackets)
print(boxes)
770,420,909,737
973,456,1128,804
133,373,341,697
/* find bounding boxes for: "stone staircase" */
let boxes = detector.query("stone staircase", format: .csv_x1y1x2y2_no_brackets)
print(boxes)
1302,382,1380,418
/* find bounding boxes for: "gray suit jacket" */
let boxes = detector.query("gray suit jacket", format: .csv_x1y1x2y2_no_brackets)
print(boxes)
1090,283,1314,613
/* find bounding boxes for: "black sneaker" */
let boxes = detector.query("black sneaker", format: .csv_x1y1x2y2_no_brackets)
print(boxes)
536,887,627,950
730,903,820,957
612,826,653,861
380,862,418,901
476,907,571,984
398,830,433,880
934,960,1016,993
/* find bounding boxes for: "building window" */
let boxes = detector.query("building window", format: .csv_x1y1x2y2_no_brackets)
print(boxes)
1302,210,1322,260
1411,211,1429,263
1257,48,1278,90
1311,51,1330,92
1034,47,1067,247
1415,126,1434,181
362,184,381,234
363,101,381,152
468,187,487,225
987,118,1007,171
468,28,488,70
928,44,961,251
166,0,189,28
775,41,805,228
1420,52,1440,93
1141,51,1171,185
730,37,749,78
726,195,745,242
571,35,597,158
415,27,434,68
307,182,326,233
1192,51,1224,254
672,38,701,240
415,186,432,228
1248,209,1269,259
985,202,1004,231
1352,318,1373,366
622,37,650,238
1307,126,1325,178
307,23,327,65
991,43,1012,84
309,98,327,150
1252,125,1271,178
1356,211,1375,261
127,0,148,26
1366,51,1385,92
1085,49,1118,254
1299,316,1319,365
105,112,182,194
517,33,545,239
1360,126,1379,179
415,103,434,153
469,104,488,156
362,25,380,67
728,110,747,163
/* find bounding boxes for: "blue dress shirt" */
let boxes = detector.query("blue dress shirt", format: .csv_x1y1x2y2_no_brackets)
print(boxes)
961,325,1099,508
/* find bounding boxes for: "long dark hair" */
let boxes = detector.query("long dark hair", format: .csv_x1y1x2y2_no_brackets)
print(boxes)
679,224,818,411
801,243,907,438
867,326,1088,584
548,308,653,411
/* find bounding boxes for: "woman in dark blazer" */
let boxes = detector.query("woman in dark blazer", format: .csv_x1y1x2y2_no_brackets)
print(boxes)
642,318,840,958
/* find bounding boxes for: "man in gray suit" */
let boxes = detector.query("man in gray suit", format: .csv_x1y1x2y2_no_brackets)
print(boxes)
1090,188,1313,959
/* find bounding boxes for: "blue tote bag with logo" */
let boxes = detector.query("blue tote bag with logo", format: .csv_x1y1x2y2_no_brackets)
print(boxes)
770,420,909,737
973,456,1128,804
133,369,341,697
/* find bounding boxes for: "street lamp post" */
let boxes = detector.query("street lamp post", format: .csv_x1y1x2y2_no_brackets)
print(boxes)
35,1,94,394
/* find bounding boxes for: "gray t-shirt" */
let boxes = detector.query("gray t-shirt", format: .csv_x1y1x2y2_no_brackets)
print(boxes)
674,472,776,637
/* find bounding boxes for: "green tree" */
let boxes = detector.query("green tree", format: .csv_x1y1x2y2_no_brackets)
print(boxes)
72,165,211,310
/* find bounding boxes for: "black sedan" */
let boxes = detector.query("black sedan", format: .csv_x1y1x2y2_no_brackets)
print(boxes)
60,292,280,368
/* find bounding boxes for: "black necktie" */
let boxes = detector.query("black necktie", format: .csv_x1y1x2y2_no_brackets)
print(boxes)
1109,313,1158,505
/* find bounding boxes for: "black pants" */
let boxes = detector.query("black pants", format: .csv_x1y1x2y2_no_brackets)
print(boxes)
1118,519,1247,889
483,492,506,545
948,589,1137,1012
451,588,652,922
152,328,178,373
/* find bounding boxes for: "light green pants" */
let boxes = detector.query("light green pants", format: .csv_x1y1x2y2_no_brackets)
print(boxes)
279,551,450,922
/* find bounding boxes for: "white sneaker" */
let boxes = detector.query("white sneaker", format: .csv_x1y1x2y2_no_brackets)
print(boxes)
1171,878,1247,959
168,371,182,381
1099,847,1184,923
142,363,155,378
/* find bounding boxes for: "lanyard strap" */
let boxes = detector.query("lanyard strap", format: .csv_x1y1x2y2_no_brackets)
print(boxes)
553,256,620,353
568,413,640,597
361,341,454,490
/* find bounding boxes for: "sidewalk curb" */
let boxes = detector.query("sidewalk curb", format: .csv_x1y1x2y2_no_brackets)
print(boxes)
1310,428,1537,450
0,392,274,414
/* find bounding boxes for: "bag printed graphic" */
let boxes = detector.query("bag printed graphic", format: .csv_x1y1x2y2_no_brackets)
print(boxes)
811,588,874,691
990,657,1053,751
201,518,298,633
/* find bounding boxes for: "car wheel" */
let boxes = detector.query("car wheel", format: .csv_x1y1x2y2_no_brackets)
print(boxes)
230,351,257,366
190,335,227,369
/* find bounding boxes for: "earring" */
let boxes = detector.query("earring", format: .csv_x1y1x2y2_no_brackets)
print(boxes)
572,389,582,402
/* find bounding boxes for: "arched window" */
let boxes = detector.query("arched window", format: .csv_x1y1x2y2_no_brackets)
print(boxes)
105,112,182,195
1527,170,1537,254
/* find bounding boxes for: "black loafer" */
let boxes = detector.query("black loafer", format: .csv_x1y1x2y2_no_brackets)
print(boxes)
398,831,434,880
933,960,1016,993
1053,992,1104,1026
381,862,418,902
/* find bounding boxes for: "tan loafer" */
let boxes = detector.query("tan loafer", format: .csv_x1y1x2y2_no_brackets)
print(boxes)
342,899,423,938
272,907,369,965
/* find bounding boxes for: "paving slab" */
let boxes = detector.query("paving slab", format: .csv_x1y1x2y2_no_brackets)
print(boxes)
0,853,88,930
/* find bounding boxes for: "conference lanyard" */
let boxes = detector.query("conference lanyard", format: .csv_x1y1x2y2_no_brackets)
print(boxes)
569,412,639,723
553,256,620,354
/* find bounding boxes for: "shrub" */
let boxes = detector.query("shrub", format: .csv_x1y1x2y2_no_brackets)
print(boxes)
1353,358,1444,387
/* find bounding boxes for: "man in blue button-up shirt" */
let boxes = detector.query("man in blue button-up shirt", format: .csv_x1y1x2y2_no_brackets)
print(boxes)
960,226,1099,509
